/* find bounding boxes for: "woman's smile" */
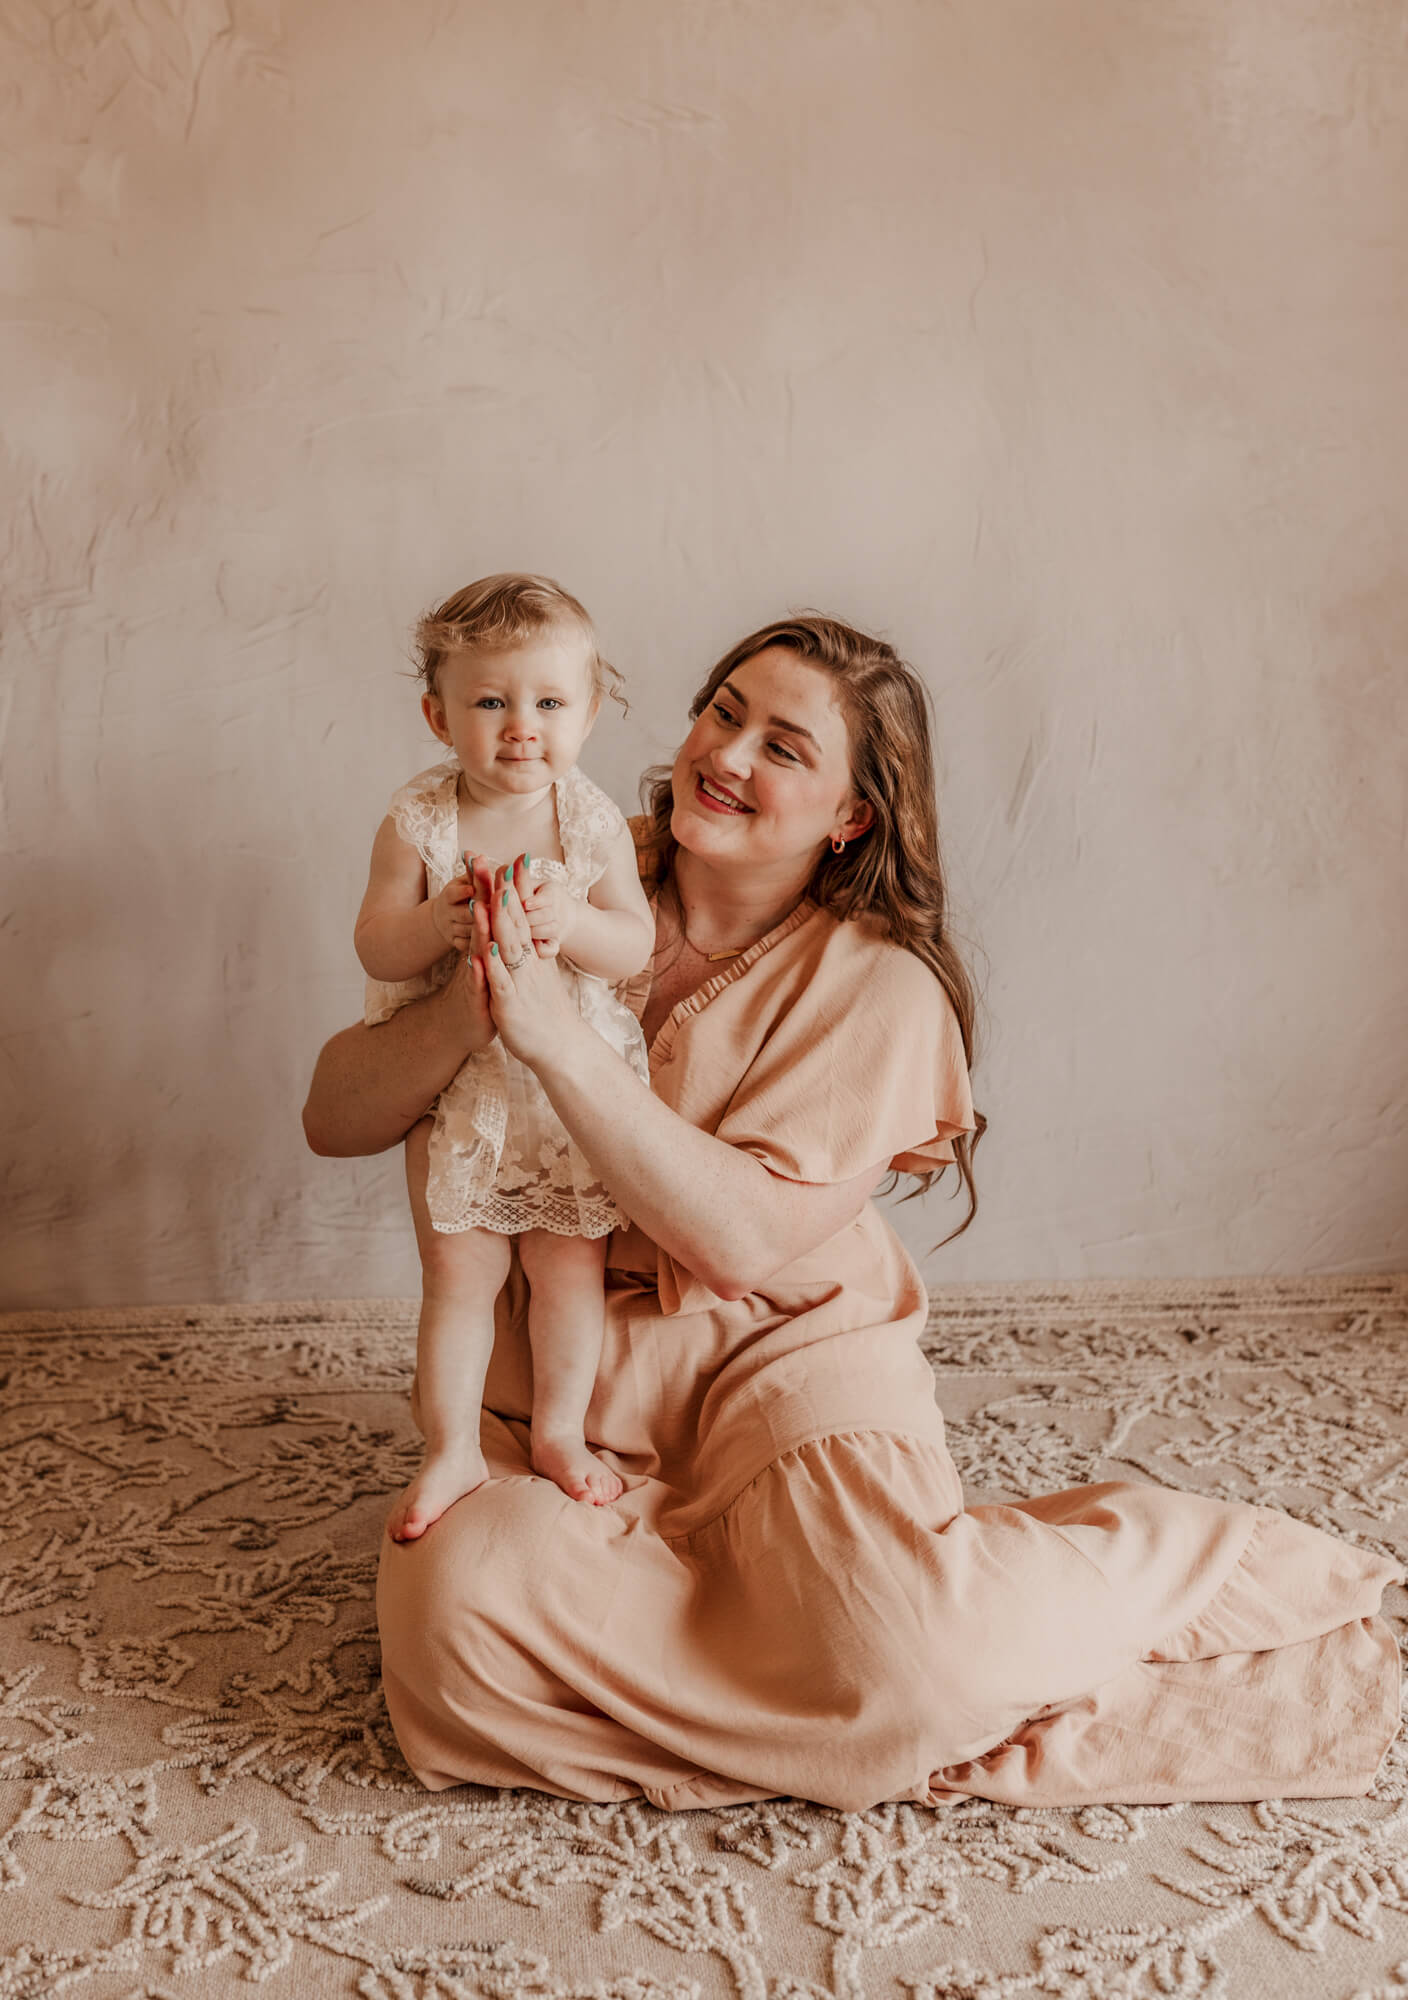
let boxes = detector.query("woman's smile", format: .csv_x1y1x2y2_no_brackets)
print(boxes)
670,645,871,875
694,774,753,814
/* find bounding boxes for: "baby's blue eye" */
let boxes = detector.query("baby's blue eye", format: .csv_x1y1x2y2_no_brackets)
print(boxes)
476,697,503,710
538,698,563,711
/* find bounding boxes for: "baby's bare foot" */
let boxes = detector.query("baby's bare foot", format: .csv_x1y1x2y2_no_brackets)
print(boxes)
388,1440,489,1542
531,1428,623,1506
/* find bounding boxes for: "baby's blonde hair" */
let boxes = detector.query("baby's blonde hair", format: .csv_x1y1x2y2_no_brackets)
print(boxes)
415,572,626,713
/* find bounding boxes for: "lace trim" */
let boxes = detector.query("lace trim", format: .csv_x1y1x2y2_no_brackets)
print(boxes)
424,1192,623,1239
387,759,461,891
365,759,645,1235
554,761,625,888
384,756,622,895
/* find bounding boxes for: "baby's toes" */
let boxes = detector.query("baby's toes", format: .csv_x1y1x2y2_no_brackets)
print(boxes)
387,1489,430,1543
584,1463,624,1505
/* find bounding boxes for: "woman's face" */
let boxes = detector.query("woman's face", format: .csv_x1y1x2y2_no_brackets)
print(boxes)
669,645,873,875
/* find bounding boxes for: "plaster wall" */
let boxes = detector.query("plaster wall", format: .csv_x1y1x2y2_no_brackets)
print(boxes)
3,0,1405,1306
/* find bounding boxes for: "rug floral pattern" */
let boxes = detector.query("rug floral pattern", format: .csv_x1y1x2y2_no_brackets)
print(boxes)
0,1277,1404,1999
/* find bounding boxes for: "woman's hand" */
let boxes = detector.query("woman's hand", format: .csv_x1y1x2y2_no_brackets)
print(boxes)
481,857,584,1067
302,927,497,1159
445,924,496,1048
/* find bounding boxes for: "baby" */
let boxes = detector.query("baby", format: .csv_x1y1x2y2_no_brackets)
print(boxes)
355,573,654,1542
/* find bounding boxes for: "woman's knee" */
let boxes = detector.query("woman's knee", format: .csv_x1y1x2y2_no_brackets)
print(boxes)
379,1476,561,1651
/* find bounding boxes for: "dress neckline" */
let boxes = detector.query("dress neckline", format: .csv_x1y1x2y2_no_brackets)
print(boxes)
645,895,819,1065
443,754,570,875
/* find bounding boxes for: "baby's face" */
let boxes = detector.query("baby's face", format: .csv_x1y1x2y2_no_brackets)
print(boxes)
423,628,598,798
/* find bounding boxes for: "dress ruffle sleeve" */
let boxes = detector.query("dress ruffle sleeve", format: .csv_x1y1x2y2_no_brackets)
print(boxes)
713,931,975,1187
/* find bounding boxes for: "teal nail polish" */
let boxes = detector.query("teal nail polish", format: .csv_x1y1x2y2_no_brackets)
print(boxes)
490,943,499,957
502,890,509,908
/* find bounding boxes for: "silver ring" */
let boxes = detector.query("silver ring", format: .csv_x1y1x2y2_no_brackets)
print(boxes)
501,949,528,972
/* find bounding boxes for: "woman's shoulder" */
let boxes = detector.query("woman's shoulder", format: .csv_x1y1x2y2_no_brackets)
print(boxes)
769,907,964,1060
798,904,948,1001
707,904,973,1177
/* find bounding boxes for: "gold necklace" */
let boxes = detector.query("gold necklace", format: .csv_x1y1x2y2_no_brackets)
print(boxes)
689,937,745,961
680,920,745,962
679,895,803,961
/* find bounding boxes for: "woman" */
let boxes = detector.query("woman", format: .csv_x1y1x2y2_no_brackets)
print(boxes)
304,615,1401,1811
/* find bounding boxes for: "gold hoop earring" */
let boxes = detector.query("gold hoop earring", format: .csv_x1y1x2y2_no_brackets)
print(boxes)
830,834,846,855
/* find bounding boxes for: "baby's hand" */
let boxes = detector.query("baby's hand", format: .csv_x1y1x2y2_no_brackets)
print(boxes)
429,866,476,953
519,874,576,960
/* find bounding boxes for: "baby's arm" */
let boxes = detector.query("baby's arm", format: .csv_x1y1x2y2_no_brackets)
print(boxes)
519,824,654,983
355,816,473,982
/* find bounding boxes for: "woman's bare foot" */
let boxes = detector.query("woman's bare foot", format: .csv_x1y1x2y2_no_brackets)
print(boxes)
388,1439,489,1542
531,1427,623,1505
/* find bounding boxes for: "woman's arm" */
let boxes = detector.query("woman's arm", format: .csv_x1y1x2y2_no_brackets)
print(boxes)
533,1014,886,1298
302,956,492,1157
477,871,884,1296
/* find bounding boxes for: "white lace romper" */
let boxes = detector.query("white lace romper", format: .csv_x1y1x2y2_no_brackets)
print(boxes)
364,757,649,1237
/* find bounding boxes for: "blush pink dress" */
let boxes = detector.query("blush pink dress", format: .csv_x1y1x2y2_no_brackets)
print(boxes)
376,883,1402,1812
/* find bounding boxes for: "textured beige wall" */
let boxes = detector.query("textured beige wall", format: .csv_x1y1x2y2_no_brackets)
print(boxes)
3,0,1405,1307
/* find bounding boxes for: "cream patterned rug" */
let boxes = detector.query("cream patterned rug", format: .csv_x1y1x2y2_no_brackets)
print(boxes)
1,1278,1405,2000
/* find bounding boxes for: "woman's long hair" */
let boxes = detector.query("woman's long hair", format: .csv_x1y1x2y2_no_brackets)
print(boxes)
641,614,986,1244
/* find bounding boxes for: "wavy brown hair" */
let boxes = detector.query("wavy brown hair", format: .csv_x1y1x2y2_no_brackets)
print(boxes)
641,613,986,1243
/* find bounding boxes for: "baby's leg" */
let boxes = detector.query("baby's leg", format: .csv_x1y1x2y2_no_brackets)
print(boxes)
517,1229,623,1506
389,1118,512,1543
